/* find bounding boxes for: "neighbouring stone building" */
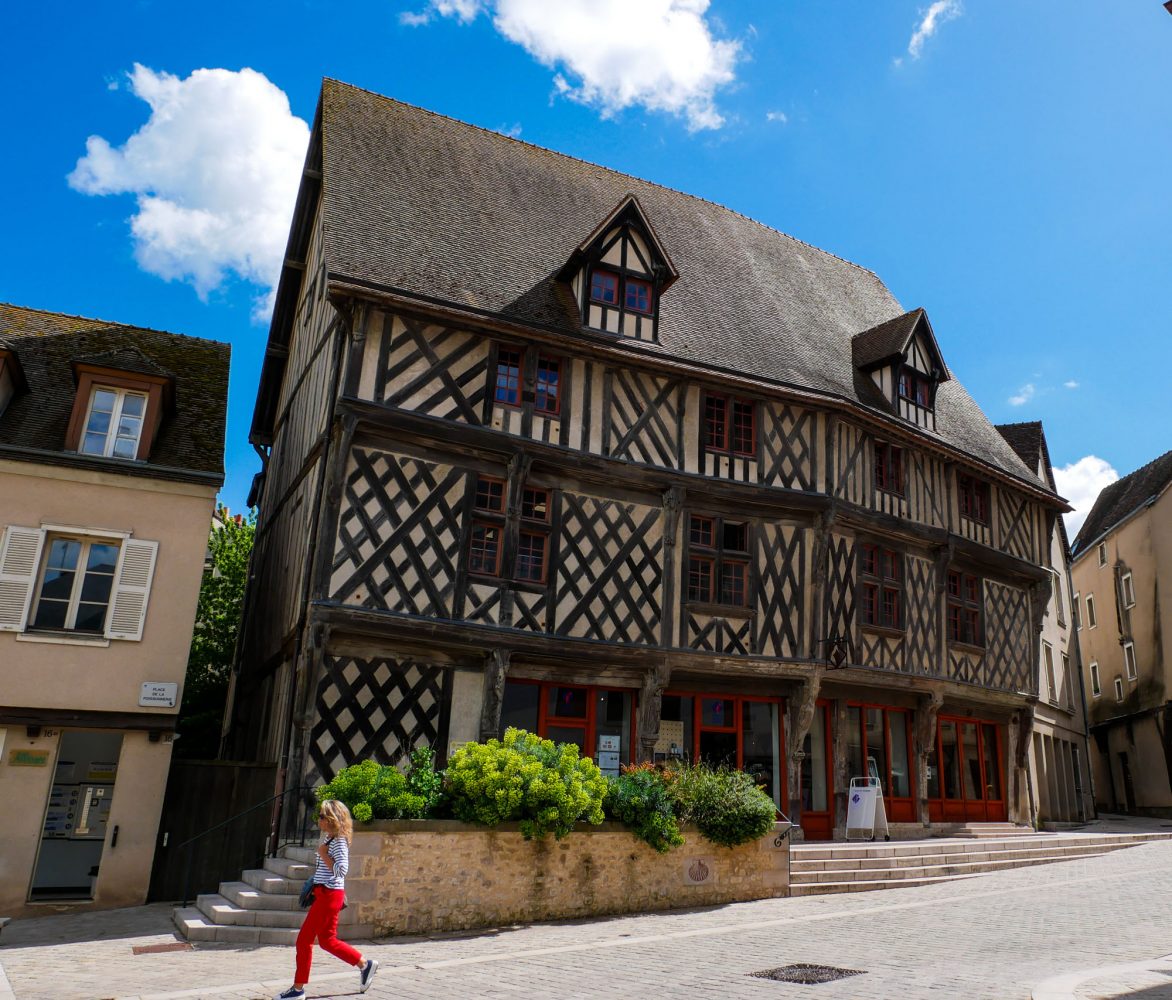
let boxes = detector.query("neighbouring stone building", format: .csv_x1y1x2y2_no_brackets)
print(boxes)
225,79,1073,841
997,422,1094,823
0,303,228,915
1071,449,1172,816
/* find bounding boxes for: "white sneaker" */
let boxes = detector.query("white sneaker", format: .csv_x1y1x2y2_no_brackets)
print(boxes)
360,958,379,993
274,989,305,1000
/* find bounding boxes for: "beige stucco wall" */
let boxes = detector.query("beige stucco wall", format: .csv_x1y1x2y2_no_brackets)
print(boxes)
0,458,217,915
0,459,216,711
344,820,790,936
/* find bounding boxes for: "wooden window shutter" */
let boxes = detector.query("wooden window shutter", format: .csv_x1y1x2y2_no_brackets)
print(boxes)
105,539,159,641
0,526,45,632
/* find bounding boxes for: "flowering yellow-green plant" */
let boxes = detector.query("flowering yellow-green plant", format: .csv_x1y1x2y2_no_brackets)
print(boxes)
445,728,607,839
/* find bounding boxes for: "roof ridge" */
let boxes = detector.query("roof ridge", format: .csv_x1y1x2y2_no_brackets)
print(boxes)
0,302,231,348
321,78,886,285
1112,448,1172,489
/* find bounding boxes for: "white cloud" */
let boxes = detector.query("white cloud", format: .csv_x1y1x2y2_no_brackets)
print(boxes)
766,110,788,124
1053,456,1120,538
497,122,523,138
402,0,740,131
1008,383,1036,406
69,65,309,319
905,0,962,60
1064,380,1080,390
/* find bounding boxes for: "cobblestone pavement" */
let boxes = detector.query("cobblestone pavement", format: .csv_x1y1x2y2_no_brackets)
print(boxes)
4,839,1172,1000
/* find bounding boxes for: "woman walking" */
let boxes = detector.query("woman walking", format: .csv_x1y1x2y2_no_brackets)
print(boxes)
274,799,378,999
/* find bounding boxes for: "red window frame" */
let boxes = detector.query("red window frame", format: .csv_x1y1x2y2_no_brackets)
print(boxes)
515,530,549,583
898,368,935,410
534,356,561,415
494,348,522,407
624,278,653,314
703,393,757,457
521,486,550,523
874,442,905,496
927,717,1006,823
958,474,990,524
859,543,902,630
686,514,750,608
846,702,916,821
468,523,502,577
947,570,984,646
474,476,506,514
589,270,619,305
505,679,638,765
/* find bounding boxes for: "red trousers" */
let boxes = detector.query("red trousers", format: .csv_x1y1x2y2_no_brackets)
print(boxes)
295,886,362,983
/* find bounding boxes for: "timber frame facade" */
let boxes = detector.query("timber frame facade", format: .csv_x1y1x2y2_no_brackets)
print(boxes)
225,81,1070,839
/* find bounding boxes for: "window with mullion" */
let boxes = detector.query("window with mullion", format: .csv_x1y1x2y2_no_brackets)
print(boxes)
947,570,984,646
874,442,905,496
534,357,561,415
470,475,507,577
702,394,756,457
859,542,902,630
686,514,750,608
80,387,148,460
493,348,523,407
958,474,990,524
898,368,935,411
516,486,552,584
31,536,121,633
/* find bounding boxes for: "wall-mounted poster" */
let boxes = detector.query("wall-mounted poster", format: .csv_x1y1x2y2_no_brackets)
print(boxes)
653,720,685,761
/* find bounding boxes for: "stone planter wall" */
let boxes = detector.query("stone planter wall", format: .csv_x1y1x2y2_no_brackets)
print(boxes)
345,820,791,936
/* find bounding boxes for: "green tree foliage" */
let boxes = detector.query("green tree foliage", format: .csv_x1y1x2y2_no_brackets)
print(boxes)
175,508,255,759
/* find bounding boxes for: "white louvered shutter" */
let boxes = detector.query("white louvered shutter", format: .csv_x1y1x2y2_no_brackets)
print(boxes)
0,527,45,631
105,539,159,641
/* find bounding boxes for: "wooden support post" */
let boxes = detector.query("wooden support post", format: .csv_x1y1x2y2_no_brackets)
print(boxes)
479,647,511,742
832,698,850,836
660,486,685,651
786,667,823,836
915,689,944,828
637,659,672,763
1009,707,1036,825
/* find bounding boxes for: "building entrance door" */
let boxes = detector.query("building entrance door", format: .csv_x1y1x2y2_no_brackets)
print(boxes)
929,718,1006,823
29,731,123,901
799,701,833,840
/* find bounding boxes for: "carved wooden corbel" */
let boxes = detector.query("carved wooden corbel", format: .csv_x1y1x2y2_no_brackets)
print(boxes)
636,659,672,762
478,647,512,742
662,486,685,548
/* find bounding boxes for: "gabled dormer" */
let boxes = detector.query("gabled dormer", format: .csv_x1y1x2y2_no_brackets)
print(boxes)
0,343,28,419
559,194,678,343
64,347,175,462
852,308,950,432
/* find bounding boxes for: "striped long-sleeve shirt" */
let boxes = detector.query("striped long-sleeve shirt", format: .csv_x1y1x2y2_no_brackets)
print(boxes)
312,836,349,890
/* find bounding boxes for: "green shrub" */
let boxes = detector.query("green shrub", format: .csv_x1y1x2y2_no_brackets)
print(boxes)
315,758,428,821
405,746,445,816
668,763,777,848
444,728,607,839
604,768,684,853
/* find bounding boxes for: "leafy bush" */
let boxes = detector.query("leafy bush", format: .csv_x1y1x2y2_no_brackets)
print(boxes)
668,763,777,848
605,767,684,853
405,746,445,816
445,728,607,839
315,758,427,821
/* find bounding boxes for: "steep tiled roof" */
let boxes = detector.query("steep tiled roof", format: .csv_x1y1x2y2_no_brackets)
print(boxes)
852,309,924,370
995,422,1044,473
0,303,229,477
297,79,1049,492
1073,449,1172,556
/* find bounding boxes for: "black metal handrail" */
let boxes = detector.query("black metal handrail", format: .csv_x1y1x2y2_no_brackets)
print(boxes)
178,783,316,906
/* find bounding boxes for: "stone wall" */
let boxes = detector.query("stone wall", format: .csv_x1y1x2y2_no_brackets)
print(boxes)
346,820,791,936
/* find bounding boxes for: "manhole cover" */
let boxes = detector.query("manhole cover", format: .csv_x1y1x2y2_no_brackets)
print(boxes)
749,964,865,985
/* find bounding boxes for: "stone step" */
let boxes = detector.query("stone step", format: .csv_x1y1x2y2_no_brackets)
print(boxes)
791,872,987,896
242,868,300,894
791,832,1164,861
197,894,307,928
264,855,312,879
282,845,319,864
791,841,1126,873
791,851,1110,885
220,880,301,911
172,907,299,945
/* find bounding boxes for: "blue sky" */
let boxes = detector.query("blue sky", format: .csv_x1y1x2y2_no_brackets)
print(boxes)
2,1,1169,533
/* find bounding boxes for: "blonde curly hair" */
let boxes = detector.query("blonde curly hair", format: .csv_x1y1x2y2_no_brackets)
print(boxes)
317,799,354,843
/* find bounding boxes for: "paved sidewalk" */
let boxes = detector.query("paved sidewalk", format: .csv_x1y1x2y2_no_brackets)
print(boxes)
4,839,1172,999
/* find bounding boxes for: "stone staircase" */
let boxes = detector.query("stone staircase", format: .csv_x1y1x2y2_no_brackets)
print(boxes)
173,846,374,944
790,830,1172,896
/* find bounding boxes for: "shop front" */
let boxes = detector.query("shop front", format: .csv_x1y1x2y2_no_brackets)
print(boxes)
927,716,1007,822
845,702,917,823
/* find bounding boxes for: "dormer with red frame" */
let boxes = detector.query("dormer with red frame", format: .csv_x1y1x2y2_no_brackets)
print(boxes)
852,308,950,432
559,194,678,343
63,348,175,463
0,344,28,418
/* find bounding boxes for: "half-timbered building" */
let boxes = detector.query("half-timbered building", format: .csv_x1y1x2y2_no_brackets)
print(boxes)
225,79,1069,839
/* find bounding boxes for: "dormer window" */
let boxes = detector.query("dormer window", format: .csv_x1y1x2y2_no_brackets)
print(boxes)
852,309,949,432
898,368,934,410
65,359,171,463
80,387,148,459
560,195,678,344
